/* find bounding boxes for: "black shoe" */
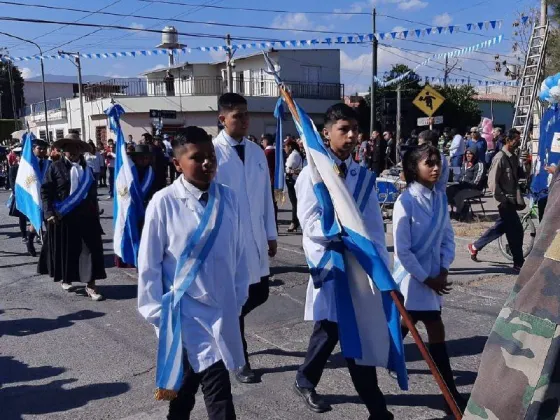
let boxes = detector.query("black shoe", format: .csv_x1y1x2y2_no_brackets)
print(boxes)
235,364,257,384
513,264,523,274
293,382,331,413
26,238,37,257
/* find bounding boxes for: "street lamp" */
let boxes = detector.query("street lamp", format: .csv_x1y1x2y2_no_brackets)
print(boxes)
0,31,49,142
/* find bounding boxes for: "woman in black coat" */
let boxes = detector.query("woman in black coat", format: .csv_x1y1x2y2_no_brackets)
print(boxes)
38,133,106,301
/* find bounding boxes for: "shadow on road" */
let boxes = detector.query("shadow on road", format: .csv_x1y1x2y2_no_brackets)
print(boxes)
0,309,105,337
0,250,33,257
271,265,309,275
0,356,65,386
404,335,487,363
405,368,477,386
1,378,130,420
91,284,138,301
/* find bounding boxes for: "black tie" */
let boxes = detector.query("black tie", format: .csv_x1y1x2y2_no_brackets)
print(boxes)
233,144,245,164
338,162,347,178
200,192,209,207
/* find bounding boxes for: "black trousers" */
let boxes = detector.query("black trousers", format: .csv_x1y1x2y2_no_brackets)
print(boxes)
474,202,525,266
168,359,235,420
99,167,107,187
239,276,270,364
108,167,115,197
538,196,548,222
296,320,392,419
285,176,299,227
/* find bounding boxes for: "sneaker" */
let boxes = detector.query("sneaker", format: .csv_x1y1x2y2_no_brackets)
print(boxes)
85,286,104,301
61,282,76,292
467,243,478,261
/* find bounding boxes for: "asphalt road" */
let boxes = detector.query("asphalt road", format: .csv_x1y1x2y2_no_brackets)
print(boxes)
0,186,519,420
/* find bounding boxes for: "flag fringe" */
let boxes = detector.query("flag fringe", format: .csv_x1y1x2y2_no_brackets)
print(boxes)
274,189,286,205
154,388,178,401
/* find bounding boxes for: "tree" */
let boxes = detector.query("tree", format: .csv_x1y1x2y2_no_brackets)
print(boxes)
0,62,25,119
436,85,482,132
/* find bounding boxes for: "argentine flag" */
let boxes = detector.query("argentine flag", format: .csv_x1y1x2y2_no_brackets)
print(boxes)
264,50,407,390
15,132,43,232
106,104,144,266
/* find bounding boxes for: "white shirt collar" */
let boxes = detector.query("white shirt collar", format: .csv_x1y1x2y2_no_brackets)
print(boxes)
410,181,434,200
221,130,246,147
265,145,275,151
180,176,207,201
328,149,353,167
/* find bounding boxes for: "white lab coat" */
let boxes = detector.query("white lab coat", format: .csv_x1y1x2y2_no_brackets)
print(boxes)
285,150,303,180
137,177,250,373
392,182,455,311
296,157,390,322
213,130,278,285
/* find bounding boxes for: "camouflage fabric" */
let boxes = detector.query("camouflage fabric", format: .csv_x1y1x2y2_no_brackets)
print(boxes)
465,167,560,420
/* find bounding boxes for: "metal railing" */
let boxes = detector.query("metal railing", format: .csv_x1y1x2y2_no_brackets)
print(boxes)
84,77,344,101
24,97,65,116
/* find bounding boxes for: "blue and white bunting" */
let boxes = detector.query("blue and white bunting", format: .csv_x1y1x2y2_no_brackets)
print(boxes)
1,19,509,63
107,103,145,266
376,35,504,87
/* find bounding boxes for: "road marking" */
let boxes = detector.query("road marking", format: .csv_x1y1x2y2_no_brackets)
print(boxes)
278,246,305,256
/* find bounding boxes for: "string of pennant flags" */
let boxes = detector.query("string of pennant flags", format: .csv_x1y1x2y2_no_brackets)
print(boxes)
424,76,519,87
375,35,504,87
0,18,510,63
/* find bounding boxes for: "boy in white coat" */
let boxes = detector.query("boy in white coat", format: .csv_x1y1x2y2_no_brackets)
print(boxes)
294,104,394,419
138,126,249,420
213,93,278,383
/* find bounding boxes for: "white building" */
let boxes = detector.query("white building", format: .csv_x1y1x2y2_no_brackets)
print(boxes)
24,49,343,142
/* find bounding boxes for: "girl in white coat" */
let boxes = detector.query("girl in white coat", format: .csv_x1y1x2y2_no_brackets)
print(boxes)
138,127,249,420
392,143,466,414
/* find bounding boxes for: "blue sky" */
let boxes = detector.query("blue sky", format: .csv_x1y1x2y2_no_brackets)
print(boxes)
0,0,537,95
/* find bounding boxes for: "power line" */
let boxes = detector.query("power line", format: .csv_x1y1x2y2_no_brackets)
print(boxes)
0,1,363,35
135,0,371,15
0,15,284,42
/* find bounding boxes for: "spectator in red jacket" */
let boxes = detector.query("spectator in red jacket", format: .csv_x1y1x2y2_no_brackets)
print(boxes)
261,133,277,227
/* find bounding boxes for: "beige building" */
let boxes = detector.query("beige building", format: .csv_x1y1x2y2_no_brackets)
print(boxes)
24,49,344,143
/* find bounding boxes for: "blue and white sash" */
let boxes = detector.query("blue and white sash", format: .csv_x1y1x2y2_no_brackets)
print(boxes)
140,166,154,199
6,193,13,208
54,167,94,217
155,182,225,397
352,166,377,213
393,191,448,284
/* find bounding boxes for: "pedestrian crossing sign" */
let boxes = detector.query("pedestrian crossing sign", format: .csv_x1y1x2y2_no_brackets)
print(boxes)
413,85,445,117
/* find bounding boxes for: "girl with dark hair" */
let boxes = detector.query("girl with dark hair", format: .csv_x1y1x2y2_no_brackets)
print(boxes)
284,139,303,232
392,144,466,414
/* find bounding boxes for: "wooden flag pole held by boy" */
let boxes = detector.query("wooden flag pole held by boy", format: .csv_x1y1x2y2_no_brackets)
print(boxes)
266,53,462,420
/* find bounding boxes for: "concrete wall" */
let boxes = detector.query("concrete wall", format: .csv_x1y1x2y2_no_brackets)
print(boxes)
478,100,514,129
277,50,340,84
24,82,75,105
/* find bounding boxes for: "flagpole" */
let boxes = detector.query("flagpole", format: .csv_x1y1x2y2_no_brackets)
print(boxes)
277,84,463,420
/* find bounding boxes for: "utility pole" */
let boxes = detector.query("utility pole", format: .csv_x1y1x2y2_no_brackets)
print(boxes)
7,60,18,131
369,8,378,134
396,83,401,164
225,34,233,93
444,55,449,88
541,0,548,26
60,51,86,141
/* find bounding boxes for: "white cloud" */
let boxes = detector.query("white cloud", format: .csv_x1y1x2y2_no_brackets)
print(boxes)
332,2,369,20
140,63,167,75
208,50,226,62
20,67,34,79
128,22,151,38
272,13,314,31
391,26,407,33
391,0,428,11
433,13,453,26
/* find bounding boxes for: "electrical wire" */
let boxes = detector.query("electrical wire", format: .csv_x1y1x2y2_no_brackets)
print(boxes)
0,1,364,36
134,0,371,15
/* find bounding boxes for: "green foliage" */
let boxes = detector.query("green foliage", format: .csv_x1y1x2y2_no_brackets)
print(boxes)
436,85,482,131
0,63,25,119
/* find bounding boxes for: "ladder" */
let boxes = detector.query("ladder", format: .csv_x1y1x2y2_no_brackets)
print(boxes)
512,21,549,148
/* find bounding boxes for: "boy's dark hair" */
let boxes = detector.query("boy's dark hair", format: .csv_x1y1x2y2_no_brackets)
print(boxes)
261,133,274,145
506,128,521,141
402,144,441,185
324,103,358,128
218,93,247,113
171,126,211,157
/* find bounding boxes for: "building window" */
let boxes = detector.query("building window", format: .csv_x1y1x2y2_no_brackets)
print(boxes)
259,69,265,95
55,129,64,140
302,66,321,83
96,126,107,144
39,130,46,140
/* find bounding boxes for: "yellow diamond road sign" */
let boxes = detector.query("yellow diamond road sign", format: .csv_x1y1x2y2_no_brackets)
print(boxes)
413,85,445,117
